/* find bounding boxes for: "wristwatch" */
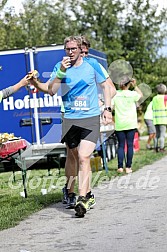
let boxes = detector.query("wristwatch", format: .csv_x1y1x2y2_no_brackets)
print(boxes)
104,107,112,112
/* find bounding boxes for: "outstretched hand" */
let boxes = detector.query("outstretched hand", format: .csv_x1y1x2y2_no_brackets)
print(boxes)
19,76,30,87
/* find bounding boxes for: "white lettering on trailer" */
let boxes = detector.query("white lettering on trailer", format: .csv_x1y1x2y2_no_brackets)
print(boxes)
2,94,62,110
3,97,15,110
44,95,54,107
15,99,24,109
24,95,31,109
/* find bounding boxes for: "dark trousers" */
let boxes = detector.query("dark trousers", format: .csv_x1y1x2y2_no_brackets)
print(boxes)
116,129,136,168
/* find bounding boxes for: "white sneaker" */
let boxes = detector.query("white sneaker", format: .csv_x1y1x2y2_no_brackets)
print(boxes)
117,168,124,173
125,168,132,174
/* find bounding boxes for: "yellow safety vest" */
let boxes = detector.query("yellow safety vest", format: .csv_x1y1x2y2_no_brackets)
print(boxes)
152,94,167,125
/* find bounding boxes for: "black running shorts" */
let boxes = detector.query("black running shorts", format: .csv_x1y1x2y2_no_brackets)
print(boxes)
61,116,100,149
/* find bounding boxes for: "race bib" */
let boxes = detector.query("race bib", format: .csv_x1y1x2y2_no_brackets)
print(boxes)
71,96,90,111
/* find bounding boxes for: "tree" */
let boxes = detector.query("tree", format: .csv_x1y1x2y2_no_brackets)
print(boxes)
68,0,124,61
0,0,77,49
120,0,167,86
0,0,7,10
19,0,71,47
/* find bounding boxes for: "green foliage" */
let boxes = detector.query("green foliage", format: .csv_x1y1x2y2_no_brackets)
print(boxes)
18,0,72,47
68,0,124,59
0,0,8,10
120,0,167,85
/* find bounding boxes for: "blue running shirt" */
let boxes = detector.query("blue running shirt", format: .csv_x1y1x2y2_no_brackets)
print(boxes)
50,59,106,119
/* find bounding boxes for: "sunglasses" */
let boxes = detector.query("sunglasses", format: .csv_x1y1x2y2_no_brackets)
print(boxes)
81,51,89,55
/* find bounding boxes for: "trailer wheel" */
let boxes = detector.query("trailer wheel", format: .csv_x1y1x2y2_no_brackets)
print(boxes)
111,143,117,159
106,143,112,161
105,134,117,161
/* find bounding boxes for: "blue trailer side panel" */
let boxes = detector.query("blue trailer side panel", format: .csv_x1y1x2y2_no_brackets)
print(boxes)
0,50,37,143
32,46,66,143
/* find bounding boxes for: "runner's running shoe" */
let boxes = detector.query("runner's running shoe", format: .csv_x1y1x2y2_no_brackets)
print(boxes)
86,193,96,210
75,196,89,217
66,192,76,209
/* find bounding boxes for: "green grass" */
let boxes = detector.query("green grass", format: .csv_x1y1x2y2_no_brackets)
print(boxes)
0,139,166,231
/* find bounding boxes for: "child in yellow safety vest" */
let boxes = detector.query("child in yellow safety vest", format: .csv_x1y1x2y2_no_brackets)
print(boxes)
152,84,167,152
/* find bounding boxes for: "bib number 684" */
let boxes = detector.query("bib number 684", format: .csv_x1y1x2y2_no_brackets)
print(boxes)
74,100,87,107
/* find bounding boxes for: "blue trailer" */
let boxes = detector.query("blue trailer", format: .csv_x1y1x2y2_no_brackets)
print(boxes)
0,45,115,172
